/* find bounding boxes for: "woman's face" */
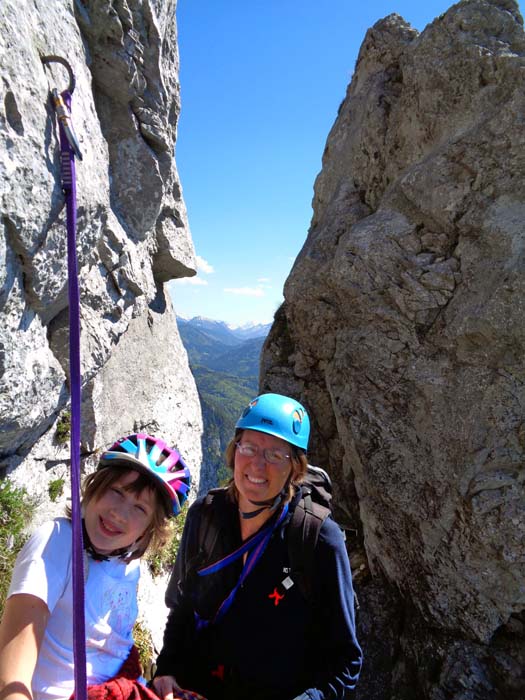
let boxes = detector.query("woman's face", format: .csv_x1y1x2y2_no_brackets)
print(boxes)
84,470,155,555
234,429,293,513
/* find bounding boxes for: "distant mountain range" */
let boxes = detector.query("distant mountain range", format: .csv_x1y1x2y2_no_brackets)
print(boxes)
177,316,271,491
177,317,271,375
178,316,271,343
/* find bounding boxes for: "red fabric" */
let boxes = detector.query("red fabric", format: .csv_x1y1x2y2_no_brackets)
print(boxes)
85,675,159,700
71,646,160,700
71,646,205,700
113,646,143,681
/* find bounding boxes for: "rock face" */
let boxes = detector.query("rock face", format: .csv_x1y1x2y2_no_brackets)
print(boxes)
0,0,202,644
261,1,525,698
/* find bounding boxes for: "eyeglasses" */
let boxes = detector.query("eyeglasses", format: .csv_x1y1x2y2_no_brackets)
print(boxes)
235,442,291,466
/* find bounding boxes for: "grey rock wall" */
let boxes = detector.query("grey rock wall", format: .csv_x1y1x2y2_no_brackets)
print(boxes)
0,0,202,645
261,1,525,698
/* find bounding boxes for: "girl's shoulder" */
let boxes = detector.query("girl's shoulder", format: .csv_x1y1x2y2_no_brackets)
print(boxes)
9,518,73,608
14,517,73,572
24,517,72,554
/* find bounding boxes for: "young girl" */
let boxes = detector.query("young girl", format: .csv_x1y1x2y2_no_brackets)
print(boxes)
0,433,191,700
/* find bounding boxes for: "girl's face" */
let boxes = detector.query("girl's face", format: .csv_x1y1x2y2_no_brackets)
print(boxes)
84,471,155,555
234,429,293,513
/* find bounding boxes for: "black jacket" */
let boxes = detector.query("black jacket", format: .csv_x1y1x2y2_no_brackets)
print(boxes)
155,489,362,700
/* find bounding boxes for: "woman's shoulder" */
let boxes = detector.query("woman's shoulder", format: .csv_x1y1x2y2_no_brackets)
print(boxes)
317,514,347,550
184,488,237,549
188,488,234,518
288,489,344,550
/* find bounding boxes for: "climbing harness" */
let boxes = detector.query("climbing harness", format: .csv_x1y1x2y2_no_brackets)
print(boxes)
41,55,86,700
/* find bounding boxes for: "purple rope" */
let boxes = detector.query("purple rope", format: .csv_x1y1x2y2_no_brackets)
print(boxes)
59,91,87,700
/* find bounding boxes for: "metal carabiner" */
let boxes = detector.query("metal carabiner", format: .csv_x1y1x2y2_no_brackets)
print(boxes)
41,55,76,94
41,55,83,160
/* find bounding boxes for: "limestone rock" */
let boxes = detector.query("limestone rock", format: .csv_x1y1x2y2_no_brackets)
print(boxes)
0,0,200,459
262,1,525,697
1,0,201,649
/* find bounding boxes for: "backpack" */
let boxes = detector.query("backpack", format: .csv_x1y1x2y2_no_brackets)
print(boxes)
194,464,335,602
287,464,335,601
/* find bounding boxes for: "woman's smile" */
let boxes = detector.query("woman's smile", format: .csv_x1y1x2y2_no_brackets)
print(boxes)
234,430,292,512
245,474,267,485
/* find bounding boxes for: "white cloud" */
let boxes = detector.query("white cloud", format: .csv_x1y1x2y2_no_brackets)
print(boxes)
196,255,214,274
257,277,271,283
224,287,265,297
171,276,208,286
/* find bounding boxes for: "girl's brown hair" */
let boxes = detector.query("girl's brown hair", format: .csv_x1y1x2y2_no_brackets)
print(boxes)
71,465,172,561
224,429,308,503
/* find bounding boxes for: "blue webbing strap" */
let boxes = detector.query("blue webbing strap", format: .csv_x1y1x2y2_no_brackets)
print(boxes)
57,89,87,700
195,503,289,629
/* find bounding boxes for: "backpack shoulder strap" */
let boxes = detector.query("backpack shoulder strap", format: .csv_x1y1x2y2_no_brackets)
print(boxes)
186,487,228,572
288,490,330,602
200,487,228,557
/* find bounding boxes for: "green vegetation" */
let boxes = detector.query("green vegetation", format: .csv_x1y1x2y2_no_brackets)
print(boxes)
133,619,155,680
55,410,71,445
48,477,65,502
180,323,265,378
147,503,188,577
205,336,265,377
177,317,266,489
194,366,257,486
0,479,34,616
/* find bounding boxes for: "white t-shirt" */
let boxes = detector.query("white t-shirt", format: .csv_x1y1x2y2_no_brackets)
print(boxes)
8,518,140,700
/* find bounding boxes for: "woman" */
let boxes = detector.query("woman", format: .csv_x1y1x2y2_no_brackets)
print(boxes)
0,433,191,700
153,393,362,700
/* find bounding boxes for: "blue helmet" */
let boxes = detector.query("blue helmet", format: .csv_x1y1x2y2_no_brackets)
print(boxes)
235,393,310,451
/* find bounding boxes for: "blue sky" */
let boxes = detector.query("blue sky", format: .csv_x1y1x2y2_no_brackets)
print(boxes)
168,1,520,327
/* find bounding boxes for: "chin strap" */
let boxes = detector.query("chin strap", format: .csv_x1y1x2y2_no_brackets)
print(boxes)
81,520,114,561
81,520,139,562
239,491,285,520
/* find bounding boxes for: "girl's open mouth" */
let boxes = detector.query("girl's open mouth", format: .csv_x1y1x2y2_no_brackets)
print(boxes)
99,517,123,536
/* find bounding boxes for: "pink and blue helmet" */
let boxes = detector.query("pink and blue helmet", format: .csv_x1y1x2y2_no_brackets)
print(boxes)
99,433,191,516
